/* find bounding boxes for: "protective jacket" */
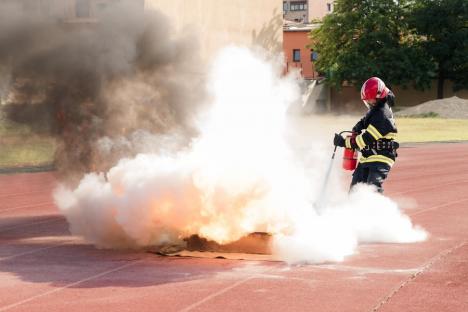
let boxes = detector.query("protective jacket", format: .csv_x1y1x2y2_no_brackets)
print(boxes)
345,92,398,167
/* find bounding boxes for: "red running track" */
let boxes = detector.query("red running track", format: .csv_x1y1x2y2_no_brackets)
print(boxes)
0,143,467,312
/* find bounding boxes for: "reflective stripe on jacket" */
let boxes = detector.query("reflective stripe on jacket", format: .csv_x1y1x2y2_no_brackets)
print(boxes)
345,92,398,166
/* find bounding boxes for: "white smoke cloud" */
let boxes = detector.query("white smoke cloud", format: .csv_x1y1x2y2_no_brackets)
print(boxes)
274,184,427,263
55,46,427,263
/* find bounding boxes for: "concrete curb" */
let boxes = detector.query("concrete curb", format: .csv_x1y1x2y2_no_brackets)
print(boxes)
0,163,56,175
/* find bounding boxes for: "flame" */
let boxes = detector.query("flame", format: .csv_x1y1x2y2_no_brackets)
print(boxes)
55,46,303,246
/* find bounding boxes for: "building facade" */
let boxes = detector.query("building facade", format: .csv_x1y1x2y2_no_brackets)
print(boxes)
283,0,308,23
283,0,334,23
146,0,283,64
1,0,144,22
308,0,334,20
283,21,319,80
2,0,282,64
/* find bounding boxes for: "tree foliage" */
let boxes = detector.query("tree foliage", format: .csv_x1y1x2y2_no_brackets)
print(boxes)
310,0,435,91
409,0,468,98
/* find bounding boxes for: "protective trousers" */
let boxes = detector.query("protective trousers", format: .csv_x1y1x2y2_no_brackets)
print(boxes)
350,163,390,193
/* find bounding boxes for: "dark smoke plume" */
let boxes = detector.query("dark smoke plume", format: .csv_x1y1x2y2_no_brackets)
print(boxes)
0,1,205,180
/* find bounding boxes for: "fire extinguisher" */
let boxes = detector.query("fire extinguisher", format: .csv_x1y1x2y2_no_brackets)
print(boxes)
342,132,358,171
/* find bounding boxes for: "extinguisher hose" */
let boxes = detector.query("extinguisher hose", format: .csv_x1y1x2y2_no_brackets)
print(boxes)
339,130,354,137
315,130,354,214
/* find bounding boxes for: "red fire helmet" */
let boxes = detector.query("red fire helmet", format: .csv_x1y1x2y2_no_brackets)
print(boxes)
360,77,389,101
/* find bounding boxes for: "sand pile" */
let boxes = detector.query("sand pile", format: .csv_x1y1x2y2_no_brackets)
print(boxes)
396,96,468,118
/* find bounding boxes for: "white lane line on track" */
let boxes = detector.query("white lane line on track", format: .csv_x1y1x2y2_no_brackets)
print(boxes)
0,241,72,261
0,190,52,199
371,241,467,312
178,276,257,312
394,173,468,183
0,218,63,233
0,202,53,213
0,259,143,312
391,179,468,197
409,197,468,217
178,265,276,312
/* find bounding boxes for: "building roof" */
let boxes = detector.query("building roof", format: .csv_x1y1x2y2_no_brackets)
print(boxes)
283,20,320,32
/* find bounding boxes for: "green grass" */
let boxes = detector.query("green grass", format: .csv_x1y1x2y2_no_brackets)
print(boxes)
290,115,468,144
0,136,56,168
398,111,440,118
397,118,468,143
1,114,468,169
0,114,56,168
0,118,32,136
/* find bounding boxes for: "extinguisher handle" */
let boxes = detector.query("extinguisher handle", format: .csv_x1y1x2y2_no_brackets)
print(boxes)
332,130,354,159
339,130,354,136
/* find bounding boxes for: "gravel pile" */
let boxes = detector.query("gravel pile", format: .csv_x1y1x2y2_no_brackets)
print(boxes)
395,96,468,118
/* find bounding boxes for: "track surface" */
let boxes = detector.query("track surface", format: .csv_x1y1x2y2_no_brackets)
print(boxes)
0,143,467,312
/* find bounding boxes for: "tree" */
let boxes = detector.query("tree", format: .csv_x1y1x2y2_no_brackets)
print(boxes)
310,0,434,91
409,0,468,98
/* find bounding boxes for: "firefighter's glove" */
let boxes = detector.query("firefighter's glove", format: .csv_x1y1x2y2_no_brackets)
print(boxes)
333,133,345,147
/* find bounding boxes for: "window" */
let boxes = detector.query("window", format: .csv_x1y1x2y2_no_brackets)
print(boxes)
76,0,90,18
283,1,289,12
290,1,307,11
311,50,318,61
293,49,301,62
327,3,333,12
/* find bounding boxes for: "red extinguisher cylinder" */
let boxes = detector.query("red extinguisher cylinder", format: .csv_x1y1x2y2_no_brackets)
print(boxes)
342,134,358,171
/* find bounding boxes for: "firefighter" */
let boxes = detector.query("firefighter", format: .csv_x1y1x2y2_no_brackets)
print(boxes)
333,77,399,193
